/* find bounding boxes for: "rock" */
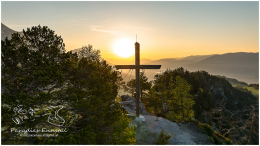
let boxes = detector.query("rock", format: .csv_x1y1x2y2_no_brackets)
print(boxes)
131,115,146,128
110,104,115,110
135,114,214,145
121,94,134,101
139,101,147,114
119,95,147,114
135,115,145,123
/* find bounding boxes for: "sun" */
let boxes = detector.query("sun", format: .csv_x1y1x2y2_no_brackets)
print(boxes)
113,38,135,57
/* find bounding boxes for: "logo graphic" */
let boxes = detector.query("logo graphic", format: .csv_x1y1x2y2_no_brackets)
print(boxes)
12,105,65,127
42,105,65,127
12,105,35,124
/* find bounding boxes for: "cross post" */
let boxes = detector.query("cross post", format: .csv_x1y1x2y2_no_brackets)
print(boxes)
115,42,161,117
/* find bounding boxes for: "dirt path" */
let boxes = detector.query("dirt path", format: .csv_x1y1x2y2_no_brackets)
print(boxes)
134,113,213,145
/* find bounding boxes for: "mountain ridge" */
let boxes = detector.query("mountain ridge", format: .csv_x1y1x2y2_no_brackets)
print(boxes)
1,23,23,40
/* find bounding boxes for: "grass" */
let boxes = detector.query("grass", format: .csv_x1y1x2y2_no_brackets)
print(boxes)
231,83,259,97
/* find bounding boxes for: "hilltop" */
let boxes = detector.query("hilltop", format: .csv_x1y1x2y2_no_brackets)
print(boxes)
141,68,258,144
1,23,23,40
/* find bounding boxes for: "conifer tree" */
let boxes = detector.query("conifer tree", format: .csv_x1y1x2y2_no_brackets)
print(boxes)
172,76,194,122
125,71,152,101
1,25,135,144
145,72,194,122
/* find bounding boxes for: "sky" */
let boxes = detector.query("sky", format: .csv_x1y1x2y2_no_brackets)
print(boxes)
1,1,259,61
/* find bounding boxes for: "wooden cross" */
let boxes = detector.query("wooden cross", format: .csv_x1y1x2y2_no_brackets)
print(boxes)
115,42,161,117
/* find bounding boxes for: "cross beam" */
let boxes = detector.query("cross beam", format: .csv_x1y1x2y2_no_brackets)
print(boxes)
115,42,161,117
115,65,161,69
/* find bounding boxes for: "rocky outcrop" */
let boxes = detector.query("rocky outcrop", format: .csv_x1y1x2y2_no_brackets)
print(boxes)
135,114,213,145
119,95,147,114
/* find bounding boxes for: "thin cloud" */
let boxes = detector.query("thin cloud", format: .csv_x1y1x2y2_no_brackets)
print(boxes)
89,25,125,36
122,26,154,31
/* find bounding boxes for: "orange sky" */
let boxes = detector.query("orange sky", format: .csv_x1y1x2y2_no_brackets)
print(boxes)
2,1,259,61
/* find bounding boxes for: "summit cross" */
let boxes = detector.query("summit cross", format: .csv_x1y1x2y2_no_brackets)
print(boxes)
115,42,161,117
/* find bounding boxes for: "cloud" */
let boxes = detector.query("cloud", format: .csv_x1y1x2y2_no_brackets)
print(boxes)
89,25,125,36
122,26,154,31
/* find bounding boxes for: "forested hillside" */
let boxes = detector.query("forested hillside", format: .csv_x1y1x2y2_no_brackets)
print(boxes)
142,68,258,144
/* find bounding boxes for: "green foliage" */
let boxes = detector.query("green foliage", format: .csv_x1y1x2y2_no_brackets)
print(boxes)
124,71,152,101
171,76,195,122
225,138,233,145
2,25,70,137
145,71,195,122
124,79,135,98
248,83,259,90
1,25,135,144
219,76,259,97
212,134,223,145
146,68,258,144
145,88,162,115
214,132,233,145
156,129,172,144
194,120,233,145
195,120,214,136
195,121,221,144
115,96,122,103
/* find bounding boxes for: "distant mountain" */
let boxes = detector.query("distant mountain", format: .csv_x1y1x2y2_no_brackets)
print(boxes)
1,23,22,40
145,55,213,70
177,54,214,62
146,58,191,70
185,52,259,84
140,55,215,81
187,52,258,66
142,52,258,84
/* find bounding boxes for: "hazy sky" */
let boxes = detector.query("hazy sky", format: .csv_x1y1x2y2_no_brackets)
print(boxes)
1,1,259,60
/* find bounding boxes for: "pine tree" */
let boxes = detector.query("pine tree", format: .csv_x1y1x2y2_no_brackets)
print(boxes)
124,71,152,101
145,72,195,122
2,26,71,140
172,76,195,122
1,25,135,144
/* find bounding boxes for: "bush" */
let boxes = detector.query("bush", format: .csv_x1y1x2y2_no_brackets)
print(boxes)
212,134,222,144
225,138,232,145
214,132,233,145
156,129,173,144
195,121,214,136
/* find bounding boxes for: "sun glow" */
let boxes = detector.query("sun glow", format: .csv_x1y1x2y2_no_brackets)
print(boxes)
113,38,135,58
